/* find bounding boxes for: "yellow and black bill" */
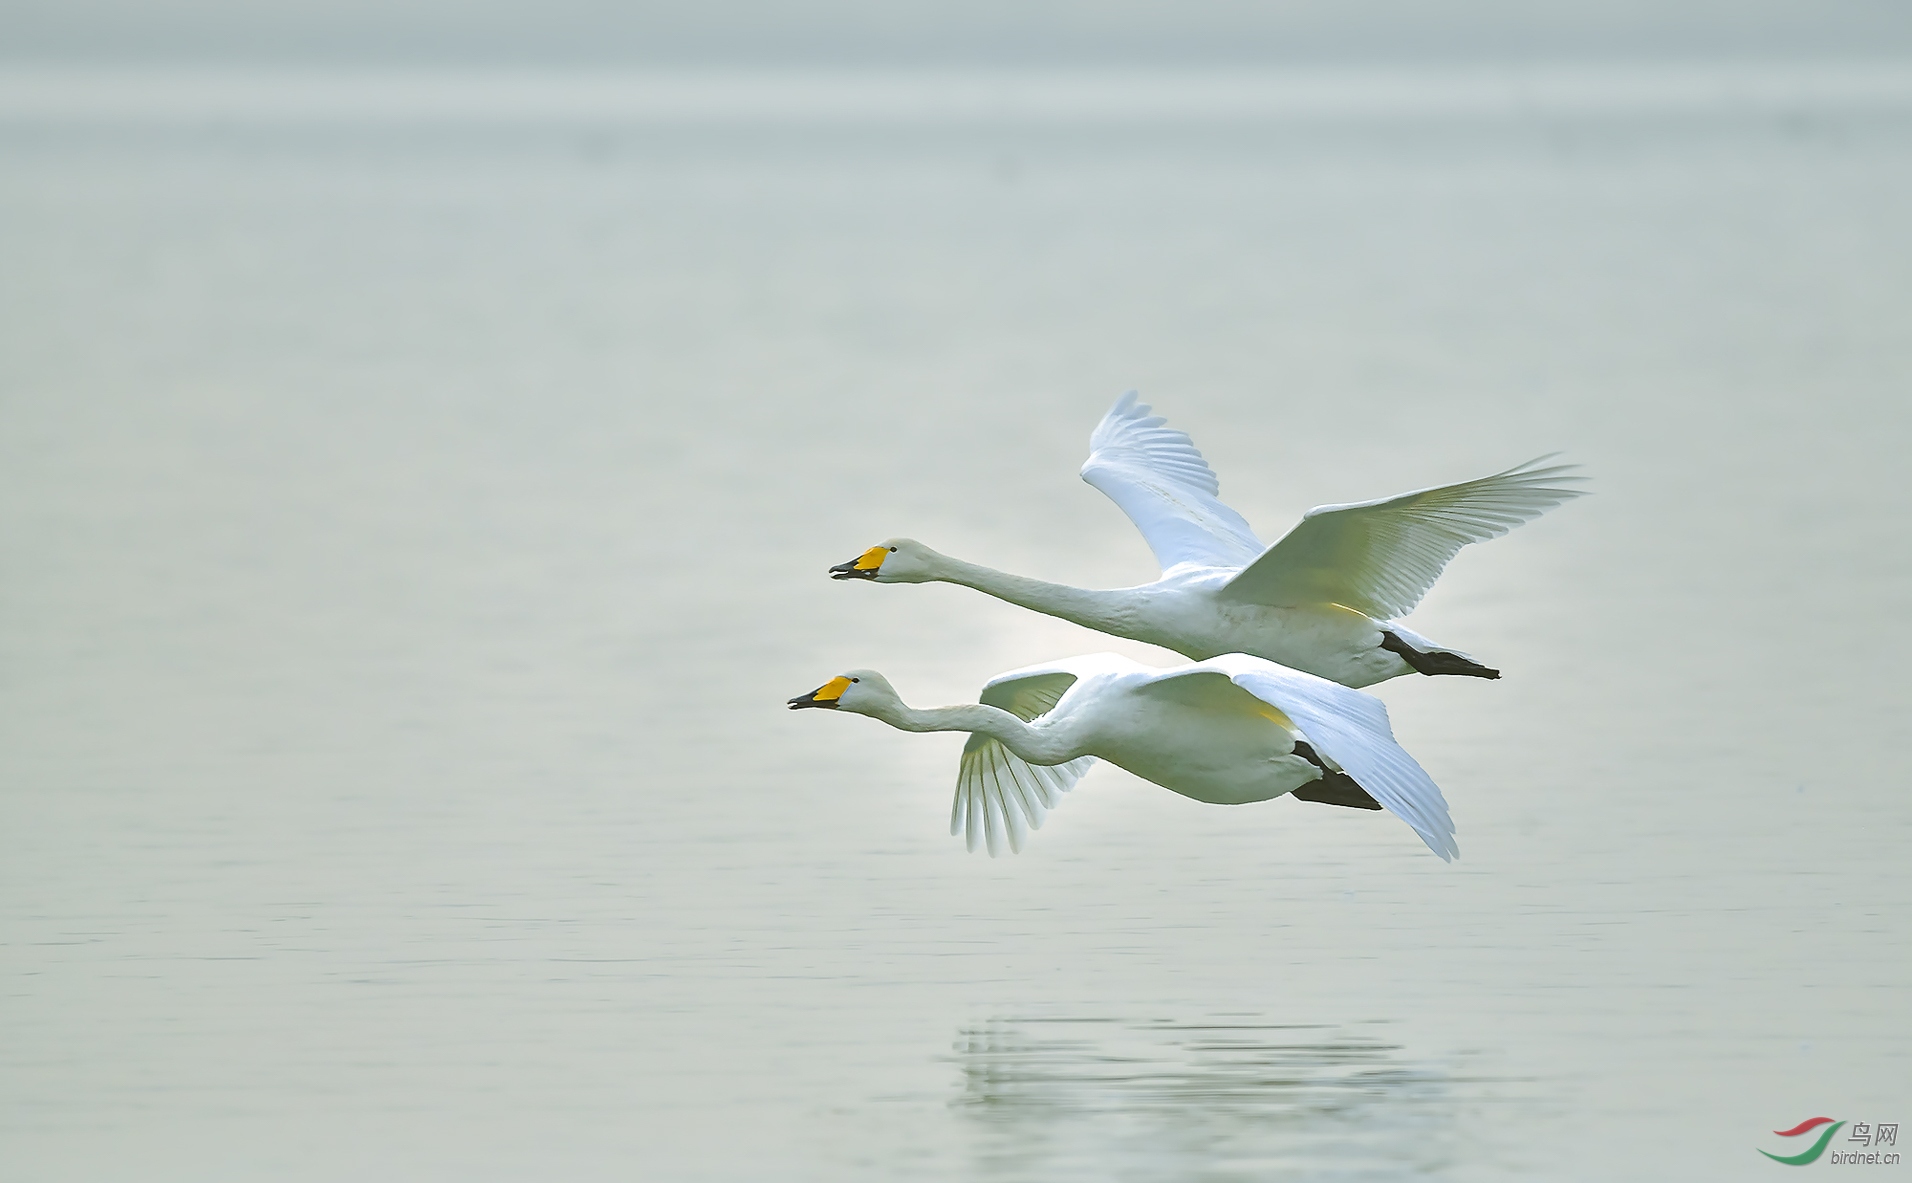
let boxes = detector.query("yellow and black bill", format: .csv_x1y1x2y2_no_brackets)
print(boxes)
787,675,851,710
828,546,889,580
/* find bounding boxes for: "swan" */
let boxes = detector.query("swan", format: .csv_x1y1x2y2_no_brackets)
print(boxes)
830,393,1584,688
788,651,1457,860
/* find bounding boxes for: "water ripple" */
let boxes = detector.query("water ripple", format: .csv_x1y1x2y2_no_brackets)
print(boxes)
951,1017,1477,1182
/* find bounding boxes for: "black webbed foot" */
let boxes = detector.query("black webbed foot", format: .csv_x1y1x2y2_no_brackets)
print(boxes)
1290,741,1384,810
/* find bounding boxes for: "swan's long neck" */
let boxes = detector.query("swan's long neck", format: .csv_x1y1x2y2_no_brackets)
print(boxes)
866,699,1077,766
929,555,1135,636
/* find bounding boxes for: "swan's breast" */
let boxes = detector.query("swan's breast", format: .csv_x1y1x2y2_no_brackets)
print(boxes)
1078,682,1317,806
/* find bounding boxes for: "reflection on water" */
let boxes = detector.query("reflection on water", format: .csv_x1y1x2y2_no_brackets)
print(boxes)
953,1017,1477,1182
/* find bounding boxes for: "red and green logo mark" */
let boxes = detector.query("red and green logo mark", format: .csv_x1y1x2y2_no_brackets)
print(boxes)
1761,1117,1844,1165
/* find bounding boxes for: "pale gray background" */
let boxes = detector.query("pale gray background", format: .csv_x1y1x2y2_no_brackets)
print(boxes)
2,4,1909,1181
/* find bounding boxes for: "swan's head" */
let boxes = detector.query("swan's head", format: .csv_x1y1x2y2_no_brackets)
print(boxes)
787,669,900,716
827,538,939,583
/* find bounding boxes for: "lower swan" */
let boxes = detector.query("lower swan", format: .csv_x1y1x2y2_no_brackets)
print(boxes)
788,652,1457,860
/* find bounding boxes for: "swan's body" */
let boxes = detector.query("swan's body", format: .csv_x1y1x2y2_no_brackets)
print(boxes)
832,393,1584,688
789,652,1457,860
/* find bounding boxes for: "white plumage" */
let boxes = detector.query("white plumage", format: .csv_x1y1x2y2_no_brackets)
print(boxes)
1220,451,1583,620
789,652,1457,861
831,392,1584,688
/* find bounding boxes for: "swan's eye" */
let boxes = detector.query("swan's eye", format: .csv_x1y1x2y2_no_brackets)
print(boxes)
888,547,897,552
850,677,860,683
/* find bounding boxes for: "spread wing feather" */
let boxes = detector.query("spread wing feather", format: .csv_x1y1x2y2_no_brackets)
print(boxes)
1146,656,1459,860
1079,392,1265,573
953,670,1096,856
1220,456,1585,617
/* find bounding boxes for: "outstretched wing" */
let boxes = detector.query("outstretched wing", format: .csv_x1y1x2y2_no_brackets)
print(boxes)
954,670,1097,857
1151,656,1458,860
1079,392,1265,573
1219,456,1585,617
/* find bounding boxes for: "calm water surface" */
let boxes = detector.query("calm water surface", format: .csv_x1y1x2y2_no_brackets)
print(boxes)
2,65,1909,1181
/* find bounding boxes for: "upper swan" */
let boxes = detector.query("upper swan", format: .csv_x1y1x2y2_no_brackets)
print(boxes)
830,392,1584,688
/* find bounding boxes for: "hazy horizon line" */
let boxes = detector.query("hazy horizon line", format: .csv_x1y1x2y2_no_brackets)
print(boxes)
3,58,1909,127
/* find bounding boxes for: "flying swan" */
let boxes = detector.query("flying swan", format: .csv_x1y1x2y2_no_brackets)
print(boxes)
830,393,1584,688
788,652,1457,860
